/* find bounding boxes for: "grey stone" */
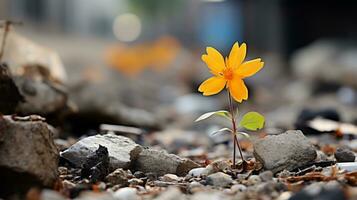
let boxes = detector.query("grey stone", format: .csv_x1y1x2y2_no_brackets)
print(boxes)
206,172,233,188
253,130,317,173
259,171,273,182
161,174,179,182
0,116,58,187
334,147,355,162
247,175,261,186
133,148,199,176
60,134,142,170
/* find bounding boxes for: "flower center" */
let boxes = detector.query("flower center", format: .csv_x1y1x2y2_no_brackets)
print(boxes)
222,67,234,80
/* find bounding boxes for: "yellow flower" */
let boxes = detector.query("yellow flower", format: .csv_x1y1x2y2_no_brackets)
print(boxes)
198,42,264,102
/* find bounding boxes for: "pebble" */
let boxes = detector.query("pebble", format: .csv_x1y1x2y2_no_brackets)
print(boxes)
247,175,262,186
146,172,158,181
105,168,129,186
188,181,204,193
58,167,68,175
206,172,233,188
334,147,356,162
161,174,180,182
231,184,247,193
113,187,138,200
259,171,273,182
133,171,145,178
188,167,209,177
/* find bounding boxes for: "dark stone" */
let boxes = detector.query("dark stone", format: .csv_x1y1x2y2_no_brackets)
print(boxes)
133,171,145,178
334,147,356,162
295,108,340,134
81,145,109,183
0,63,24,114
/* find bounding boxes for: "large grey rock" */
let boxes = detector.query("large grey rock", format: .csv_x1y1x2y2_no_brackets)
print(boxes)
0,115,58,192
68,81,161,129
253,130,317,173
133,148,199,176
291,39,357,87
60,134,142,170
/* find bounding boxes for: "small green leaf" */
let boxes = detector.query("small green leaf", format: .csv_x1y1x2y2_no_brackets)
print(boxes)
237,131,250,138
195,110,231,122
239,112,265,131
210,128,233,136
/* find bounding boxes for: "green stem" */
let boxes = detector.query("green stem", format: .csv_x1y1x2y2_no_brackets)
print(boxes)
228,92,245,168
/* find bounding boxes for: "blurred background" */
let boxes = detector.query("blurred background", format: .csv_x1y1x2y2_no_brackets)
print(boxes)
1,0,357,142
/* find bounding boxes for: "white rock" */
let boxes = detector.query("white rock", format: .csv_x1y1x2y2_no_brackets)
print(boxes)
188,167,209,177
336,162,357,172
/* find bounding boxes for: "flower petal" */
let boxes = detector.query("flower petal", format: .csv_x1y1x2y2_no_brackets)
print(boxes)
236,58,264,78
202,47,225,74
228,78,248,103
198,76,226,96
229,42,246,69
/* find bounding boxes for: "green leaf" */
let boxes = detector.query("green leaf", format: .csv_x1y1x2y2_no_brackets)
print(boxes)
239,112,265,131
237,131,250,138
210,128,233,136
195,110,231,122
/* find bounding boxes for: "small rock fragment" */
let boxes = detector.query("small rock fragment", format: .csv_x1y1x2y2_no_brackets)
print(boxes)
334,147,355,162
105,168,128,186
133,148,199,176
81,145,109,182
253,130,317,173
206,172,233,188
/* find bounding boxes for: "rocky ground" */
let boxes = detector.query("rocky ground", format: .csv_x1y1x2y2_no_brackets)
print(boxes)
1,31,357,200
